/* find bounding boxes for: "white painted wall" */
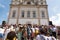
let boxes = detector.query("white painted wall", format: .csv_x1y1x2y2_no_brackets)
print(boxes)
40,19,48,25
18,19,39,24
8,6,49,25
9,19,17,25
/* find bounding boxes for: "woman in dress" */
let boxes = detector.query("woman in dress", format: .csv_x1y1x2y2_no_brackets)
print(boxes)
17,27,22,40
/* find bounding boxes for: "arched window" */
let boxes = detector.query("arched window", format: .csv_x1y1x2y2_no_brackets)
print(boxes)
41,11,45,18
12,10,16,18
21,10,24,18
27,11,30,18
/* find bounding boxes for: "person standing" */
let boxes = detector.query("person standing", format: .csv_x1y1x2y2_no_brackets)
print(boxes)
17,27,22,40
52,26,57,38
47,26,53,36
27,25,31,40
30,29,34,40
4,25,11,40
4,28,10,40
36,28,45,40
22,28,27,40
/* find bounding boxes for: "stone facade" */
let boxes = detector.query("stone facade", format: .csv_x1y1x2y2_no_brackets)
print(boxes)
8,0,49,25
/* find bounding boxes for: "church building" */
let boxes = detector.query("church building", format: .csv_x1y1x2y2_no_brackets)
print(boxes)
8,0,49,25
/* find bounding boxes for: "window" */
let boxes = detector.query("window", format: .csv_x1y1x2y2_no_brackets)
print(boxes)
27,11,30,18
35,1,38,5
27,2,31,4
32,0,34,2
33,11,36,18
40,0,43,5
41,0,42,1
12,10,16,18
41,11,45,18
21,10,24,18
41,2,43,5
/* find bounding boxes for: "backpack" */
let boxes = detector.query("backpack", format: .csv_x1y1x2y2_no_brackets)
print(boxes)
40,35,45,40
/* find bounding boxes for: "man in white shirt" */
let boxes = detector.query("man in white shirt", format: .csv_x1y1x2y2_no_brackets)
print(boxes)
51,26,57,38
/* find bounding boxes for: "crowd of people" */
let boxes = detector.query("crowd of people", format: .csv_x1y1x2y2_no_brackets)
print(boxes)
0,24,58,40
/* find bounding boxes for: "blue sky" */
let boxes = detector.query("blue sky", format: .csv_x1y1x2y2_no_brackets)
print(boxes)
0,0,60,26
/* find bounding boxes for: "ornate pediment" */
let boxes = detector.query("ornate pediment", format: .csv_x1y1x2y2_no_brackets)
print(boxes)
11,0,47,5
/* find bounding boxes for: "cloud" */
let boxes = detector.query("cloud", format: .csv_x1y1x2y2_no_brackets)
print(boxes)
50,13,60,26
50,5,60,26
0,3,5,8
